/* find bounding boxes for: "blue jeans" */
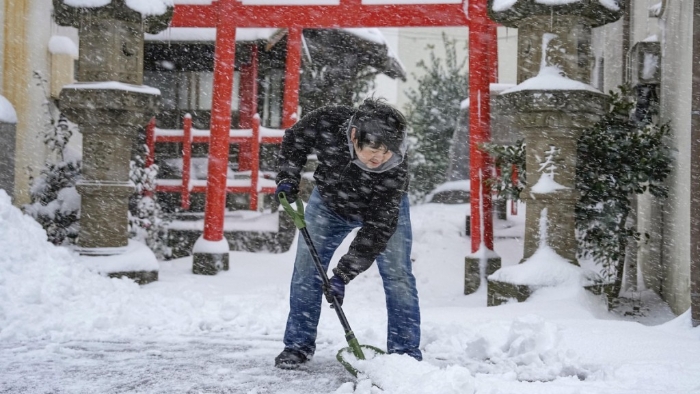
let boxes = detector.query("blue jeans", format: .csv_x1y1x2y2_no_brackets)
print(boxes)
282,189,421,360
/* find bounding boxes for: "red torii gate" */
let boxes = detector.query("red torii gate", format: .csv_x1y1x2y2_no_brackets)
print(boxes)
171,0,497,257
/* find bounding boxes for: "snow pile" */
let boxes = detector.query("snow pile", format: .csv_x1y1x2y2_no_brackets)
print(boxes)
146,27,278,43
48,36,78,58
492,0,517,12
0,190,284,341
125,0,173,15
530,173,568,194
490,245,585,286
338,352,475,394
490,208,596,287
62,0,110,7
61,0,173,16
64,81,161,95
503,66,601,94
493,314,590,381
0,95,17,123
492,0,620,12
421,315,596,383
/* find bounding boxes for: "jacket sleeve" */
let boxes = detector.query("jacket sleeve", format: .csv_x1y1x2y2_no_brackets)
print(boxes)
333,173,408,283
275,109,321,186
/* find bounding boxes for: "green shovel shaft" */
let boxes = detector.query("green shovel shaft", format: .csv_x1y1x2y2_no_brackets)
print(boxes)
346,335,366,360
278,192,364,360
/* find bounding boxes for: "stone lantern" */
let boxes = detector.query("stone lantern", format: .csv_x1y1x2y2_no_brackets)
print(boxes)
485,0,623,305
53,0,173,284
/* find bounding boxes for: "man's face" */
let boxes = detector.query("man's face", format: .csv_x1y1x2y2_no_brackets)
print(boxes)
351,128,394,169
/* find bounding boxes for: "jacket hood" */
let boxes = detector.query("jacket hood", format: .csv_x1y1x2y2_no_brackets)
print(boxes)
345,116,408,173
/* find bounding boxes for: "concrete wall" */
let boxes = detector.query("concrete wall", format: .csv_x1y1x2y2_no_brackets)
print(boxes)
659,0,694,315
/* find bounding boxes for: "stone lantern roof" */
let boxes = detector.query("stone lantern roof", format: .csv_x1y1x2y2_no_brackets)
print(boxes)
487,0,623,28
53,0,173,34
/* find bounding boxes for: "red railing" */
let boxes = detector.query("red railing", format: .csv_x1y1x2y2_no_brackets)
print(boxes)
145,114,284,211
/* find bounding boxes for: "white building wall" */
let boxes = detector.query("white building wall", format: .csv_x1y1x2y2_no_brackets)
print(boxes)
659,0,694,314
375,26,518,112
631,0,661,42
2,0,80,205
0,0,5,93
13,0,54,205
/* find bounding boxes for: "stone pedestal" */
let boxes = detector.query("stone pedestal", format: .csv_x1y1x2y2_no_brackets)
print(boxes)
464,255,501,295
54,1,173,284
61,87,161,250
193,238,230,275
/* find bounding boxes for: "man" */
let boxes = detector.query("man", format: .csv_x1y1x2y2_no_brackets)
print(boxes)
274,97,421,369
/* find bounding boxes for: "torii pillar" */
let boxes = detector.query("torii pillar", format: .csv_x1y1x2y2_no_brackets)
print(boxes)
192,0,238,275
463,0,501,295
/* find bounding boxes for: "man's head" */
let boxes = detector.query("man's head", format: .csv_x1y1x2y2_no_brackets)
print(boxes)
349,98,407,170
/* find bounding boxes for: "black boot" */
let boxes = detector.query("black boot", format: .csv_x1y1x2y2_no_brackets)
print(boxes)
274,348,309,369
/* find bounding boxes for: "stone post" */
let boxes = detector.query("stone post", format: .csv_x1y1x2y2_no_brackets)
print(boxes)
485,0,622,306
53,1,173,284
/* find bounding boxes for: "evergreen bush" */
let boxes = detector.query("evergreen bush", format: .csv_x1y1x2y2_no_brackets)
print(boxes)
128,144,171,260
24,72,82,246
404,33,469,202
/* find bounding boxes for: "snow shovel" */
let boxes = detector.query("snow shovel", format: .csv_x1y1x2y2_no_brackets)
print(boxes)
278,192,385,377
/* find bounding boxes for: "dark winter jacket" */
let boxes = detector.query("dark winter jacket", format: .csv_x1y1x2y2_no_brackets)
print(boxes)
276,105,409,283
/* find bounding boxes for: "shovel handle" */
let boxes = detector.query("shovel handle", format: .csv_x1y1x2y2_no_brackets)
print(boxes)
278,192,306,229
278,191,367,358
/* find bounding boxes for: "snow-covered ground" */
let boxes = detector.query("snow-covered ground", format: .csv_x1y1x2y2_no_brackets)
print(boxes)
1,190,699,394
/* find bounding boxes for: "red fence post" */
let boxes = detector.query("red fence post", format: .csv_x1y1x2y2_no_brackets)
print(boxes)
239,44,259,172
182,114,192,211
145,117,156,168
511,165,518,215
202,2,236,242
250,114,261,211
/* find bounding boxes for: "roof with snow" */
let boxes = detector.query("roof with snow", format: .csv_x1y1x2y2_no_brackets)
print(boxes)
489,0,623,28
146,27,406,81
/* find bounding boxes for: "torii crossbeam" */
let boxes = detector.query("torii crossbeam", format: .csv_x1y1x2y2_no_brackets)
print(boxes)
171,0,497,270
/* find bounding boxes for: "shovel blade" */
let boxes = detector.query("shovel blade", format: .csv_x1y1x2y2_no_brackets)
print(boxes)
336,344,385,377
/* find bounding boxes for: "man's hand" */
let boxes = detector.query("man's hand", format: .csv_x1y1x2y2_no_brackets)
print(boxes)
325,275,346,306
275,182,299,203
